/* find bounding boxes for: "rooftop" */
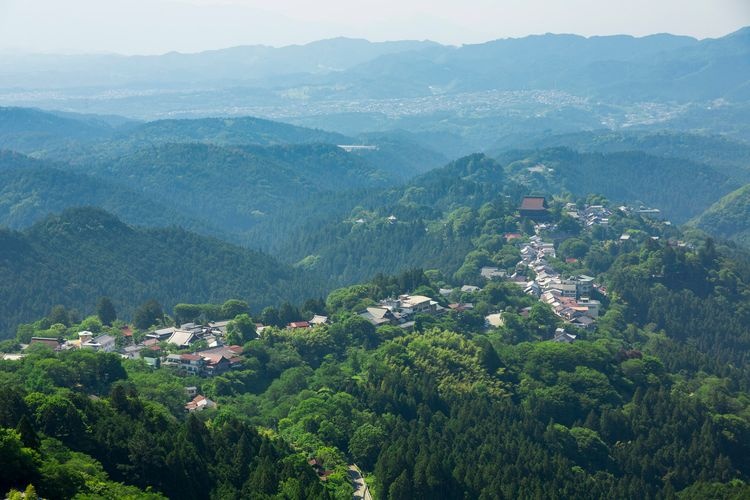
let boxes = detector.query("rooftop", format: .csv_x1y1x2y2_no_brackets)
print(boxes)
29,337,61,349
365,307,391,319
167,330,194,347
400,295,433,308
288,321,311,329
309,315,329,325
520,196,548,211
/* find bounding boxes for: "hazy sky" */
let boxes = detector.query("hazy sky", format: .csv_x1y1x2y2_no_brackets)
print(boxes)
0,0,748,54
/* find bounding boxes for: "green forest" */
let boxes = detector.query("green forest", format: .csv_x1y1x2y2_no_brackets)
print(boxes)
2,104,750,499
691,184,750,247
3,192,750,499
0,207,321,336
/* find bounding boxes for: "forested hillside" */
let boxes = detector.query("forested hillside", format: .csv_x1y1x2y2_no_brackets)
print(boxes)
80,142,390,238
268,148,735,285
3,201,750,498
0,141,393,244
492,130,750,184
0,207,320,337
112,119,447,181
0,350,329,499
4,107,745,252
0,108,346,157
497,148,738,222
0,107,119,154
691,183,750,247
0,107,447,182
120,116,349,147
3,145,740,336
0,152,218,233
0,108,449,242
275,154,522,284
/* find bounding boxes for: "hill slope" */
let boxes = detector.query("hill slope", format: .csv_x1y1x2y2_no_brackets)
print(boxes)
117,116,349,147
269,147,740,284
0,107,347,158
0,107,121,155
498,148,738,222
0,136,410,247
339,29,749,102
0,207,320,337
78,142,391,238
491,130,750,183
275,154,513,284
0,151,219,233
692,183,750,246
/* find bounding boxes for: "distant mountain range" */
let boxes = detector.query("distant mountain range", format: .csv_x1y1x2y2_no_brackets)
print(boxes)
2,30,748,102
2,29,748,155
0,38,440,89
0,106,446,177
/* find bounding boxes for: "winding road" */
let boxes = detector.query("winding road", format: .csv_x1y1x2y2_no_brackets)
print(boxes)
348,464,373,500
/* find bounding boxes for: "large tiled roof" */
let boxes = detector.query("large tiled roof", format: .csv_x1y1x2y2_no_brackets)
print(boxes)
520,197,547,210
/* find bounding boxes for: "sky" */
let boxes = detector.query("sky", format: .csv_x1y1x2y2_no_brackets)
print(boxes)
0,0,749,55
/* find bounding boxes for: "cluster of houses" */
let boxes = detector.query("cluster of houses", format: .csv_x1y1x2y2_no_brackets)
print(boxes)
143,321,232,349
507,232,602,339
26,328,227,412
359,294,445,330
117,321,251,376
115,321,231,367
163,344,245,376
28,330,118,353
564,203,612,228
26,321,248,379
23,314,339,374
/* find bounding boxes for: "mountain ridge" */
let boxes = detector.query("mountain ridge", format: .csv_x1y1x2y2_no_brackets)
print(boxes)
0,206,320,336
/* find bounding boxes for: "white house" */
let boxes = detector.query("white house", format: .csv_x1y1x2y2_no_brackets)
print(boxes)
83,334,116,352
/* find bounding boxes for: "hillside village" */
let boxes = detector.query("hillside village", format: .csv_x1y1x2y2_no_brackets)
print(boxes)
10,196,672,414
2,187,747,500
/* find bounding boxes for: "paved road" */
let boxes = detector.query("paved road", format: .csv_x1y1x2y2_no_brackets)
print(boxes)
348,464,373,500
